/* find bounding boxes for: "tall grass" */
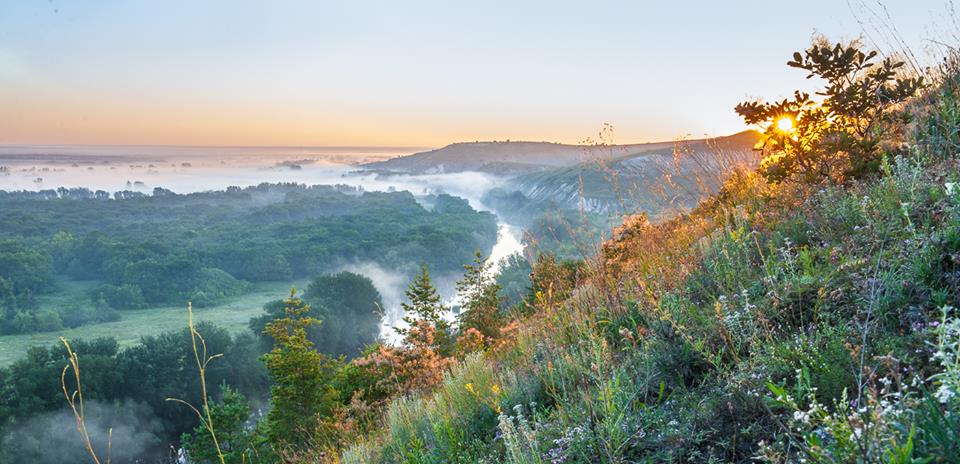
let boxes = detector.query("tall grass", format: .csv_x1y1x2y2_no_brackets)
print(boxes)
340,44,960,462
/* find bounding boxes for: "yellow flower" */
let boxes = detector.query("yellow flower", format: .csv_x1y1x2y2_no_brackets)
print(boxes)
465,383,475,394
491,384,501,395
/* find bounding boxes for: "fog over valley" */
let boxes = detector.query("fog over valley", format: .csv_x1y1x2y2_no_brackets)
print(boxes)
3,2,957,462
0,131,766,462
0,145,527,345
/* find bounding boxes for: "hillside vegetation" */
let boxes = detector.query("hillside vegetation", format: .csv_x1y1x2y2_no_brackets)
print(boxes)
364,140,670,175
41,41,960,464
328,43,960,463
506,131,759,216
482,131,760,258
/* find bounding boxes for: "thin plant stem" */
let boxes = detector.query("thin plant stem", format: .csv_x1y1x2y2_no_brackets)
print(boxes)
60,337,112,464
166,302,227,464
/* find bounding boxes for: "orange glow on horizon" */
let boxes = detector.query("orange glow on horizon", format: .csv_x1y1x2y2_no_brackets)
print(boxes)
0,98,690,148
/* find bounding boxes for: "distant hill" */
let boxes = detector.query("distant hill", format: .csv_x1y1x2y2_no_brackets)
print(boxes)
363,140,680,175
485,131,762,220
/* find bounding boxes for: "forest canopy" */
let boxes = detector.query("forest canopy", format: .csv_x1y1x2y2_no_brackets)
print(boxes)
0,183,498,334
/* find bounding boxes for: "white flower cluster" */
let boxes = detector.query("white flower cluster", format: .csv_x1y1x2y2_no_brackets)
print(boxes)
930,306,960,405
718,290,759,341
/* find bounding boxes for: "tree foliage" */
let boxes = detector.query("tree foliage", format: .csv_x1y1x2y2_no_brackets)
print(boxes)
0,239,53,334
181,385,266,464
0,184,498,334
0,325,269,463
736,39,924,182
261,293,340,450
394,265,454,356
456,251,503,342
250,272,383,358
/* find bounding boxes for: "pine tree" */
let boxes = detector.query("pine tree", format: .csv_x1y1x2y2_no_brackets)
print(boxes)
456,251,502,340
262,290,340,451
394,265,453,355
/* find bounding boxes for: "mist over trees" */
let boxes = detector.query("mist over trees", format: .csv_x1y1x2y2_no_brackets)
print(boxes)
250,272,384,358
0,183,497,335
0,178,509,462
0,325,269,463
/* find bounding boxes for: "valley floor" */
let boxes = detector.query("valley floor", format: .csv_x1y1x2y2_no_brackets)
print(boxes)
0,279,304,366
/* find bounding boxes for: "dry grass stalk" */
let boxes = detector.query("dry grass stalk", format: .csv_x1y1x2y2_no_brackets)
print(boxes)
60,336,112,464
165,302,227,464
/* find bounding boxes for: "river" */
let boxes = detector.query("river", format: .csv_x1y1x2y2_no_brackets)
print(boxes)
0,145,527,341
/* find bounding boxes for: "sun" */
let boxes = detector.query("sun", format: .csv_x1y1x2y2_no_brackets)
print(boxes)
775,116,795,133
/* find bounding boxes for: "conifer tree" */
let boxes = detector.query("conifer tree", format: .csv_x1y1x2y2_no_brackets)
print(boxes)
262,291,340,451
456,251,502,340
394,265,453,355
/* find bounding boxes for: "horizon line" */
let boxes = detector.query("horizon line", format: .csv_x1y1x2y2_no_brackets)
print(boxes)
0,129,756,152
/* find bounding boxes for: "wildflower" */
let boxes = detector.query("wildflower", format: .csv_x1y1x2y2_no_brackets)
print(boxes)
935,384,955,404
466,383,475,394
491,384,501,395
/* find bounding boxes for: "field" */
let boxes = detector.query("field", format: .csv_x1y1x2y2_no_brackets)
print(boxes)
0,278,306,366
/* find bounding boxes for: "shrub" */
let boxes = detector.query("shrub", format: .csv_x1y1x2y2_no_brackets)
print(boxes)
761,327,855,406
88,283,147,310
736,39,924,183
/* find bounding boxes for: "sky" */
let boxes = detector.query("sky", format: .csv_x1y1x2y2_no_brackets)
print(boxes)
0,1,956,147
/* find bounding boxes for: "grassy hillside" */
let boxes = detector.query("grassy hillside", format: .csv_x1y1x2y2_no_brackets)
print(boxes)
365,138,710,175
334,54,960,463
343,162,960,463
508,131,760,217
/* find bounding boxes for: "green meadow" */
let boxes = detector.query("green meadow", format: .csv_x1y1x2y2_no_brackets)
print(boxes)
0,278,304,366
